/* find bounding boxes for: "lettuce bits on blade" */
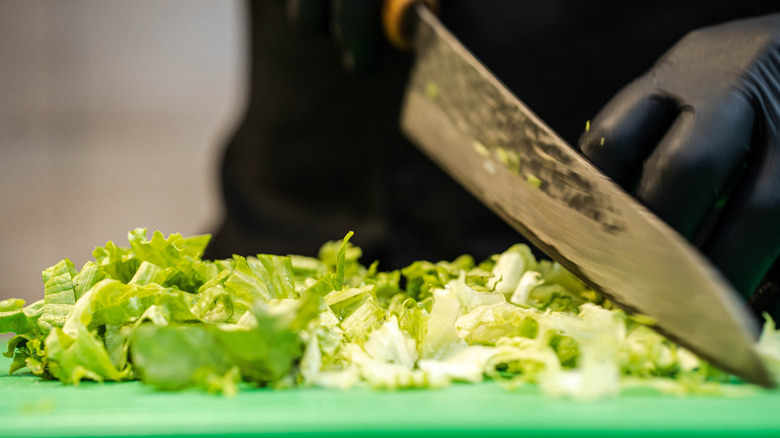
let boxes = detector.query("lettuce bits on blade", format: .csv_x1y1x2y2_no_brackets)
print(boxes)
1,228,776,398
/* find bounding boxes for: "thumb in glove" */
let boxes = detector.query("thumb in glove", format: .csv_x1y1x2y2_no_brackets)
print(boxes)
578,13,780,301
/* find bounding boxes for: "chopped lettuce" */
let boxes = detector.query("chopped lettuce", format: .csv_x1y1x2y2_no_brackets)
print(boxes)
1,228,777,399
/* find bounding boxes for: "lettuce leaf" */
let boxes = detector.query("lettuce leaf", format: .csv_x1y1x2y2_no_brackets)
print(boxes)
131,293,320,392
2,228,777,399
38,259,79,334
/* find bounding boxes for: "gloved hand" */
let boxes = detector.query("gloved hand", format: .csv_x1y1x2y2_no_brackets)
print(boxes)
286,0,384,73
578,13,780,302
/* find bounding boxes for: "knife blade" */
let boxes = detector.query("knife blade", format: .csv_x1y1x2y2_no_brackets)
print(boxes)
398,5,772,387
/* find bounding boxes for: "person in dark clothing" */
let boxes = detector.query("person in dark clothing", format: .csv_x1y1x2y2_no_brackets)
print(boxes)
205,1,780,311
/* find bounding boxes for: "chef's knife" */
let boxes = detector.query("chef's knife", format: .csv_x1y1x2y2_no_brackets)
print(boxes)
386,2,773,387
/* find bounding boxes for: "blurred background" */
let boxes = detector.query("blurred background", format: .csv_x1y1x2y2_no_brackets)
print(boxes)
0,0,247,303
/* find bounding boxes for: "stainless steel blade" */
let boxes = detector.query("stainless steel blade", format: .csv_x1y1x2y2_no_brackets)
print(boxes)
400,6,772,386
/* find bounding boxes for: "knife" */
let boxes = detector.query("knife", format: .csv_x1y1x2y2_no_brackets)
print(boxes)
384,1,773,387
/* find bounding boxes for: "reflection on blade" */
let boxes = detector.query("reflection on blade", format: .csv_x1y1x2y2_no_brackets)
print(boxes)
400,6,771,386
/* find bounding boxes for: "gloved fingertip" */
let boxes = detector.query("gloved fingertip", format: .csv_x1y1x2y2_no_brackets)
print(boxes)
577,120,606,156
580,89,677,191
578,120,625,187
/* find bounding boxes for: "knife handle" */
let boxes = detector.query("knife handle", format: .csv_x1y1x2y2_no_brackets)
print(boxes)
383,0,438,50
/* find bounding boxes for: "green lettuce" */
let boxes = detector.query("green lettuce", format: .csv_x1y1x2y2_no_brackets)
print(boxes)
131,292,320,392
1,229,777,398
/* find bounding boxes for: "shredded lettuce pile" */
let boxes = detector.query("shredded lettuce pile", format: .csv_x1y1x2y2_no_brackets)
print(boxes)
0,228,775,399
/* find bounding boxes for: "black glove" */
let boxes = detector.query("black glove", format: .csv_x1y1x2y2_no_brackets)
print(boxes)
578,13,780,302
286,0,384,73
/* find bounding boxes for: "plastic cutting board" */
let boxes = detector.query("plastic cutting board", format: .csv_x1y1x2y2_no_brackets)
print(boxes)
2,349,780,437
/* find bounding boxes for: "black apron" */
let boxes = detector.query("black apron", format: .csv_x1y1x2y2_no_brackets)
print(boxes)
205,0,779,270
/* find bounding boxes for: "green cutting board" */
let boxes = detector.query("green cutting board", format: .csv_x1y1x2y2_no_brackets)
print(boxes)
2,352,780,437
